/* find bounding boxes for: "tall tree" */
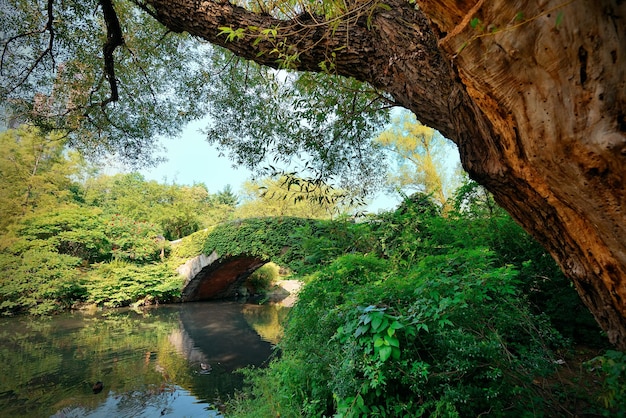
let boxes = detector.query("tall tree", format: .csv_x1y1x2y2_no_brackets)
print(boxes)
376,111,459,206
0,127,78,231
1,1,625,347
214,184,239,207
83,173,232,239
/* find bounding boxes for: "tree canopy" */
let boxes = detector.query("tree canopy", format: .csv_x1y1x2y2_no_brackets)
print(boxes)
375,111,460,206
2,0,626,348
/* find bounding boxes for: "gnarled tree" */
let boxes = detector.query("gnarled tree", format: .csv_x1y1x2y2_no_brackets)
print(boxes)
2,0,625,346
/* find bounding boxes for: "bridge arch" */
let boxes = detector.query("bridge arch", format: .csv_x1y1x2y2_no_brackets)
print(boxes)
179,252,267,301
176,217,318,301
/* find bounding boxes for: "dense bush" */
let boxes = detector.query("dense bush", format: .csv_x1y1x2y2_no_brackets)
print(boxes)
246,262,280,293
104,214,163,263
85,261,181,308
15,207,111,262
0,208,176,314
228,188,613,417
229,250,567,417
0,249,85,315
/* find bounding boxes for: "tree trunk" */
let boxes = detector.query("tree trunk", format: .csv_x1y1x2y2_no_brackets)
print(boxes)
146,0,626,347
420,0,626,348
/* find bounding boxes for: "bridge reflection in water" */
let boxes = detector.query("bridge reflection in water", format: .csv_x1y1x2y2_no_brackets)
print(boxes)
165,301,282,407
170,301,276,372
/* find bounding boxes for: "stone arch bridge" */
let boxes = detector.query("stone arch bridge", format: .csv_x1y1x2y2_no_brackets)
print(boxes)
175,217,319,302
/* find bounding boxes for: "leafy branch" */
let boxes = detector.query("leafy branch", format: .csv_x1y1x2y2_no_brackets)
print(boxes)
1,0,56,96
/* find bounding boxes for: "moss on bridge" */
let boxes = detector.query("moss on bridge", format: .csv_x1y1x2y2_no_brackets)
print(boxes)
174,217,323,273
173,217,322,301
202,217,319,269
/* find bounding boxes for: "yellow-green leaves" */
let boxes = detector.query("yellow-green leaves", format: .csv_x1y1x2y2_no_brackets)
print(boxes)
218,26,247,42
375,111,459,207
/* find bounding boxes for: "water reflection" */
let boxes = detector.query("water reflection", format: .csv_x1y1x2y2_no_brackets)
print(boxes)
0,301,287,417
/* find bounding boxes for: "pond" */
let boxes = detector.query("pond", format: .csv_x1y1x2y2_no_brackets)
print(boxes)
0,301,289,417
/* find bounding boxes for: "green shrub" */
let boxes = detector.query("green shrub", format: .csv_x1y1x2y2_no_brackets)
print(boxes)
0,249,84,315
104,214,162,263
228,250,566,417
86,261,182,308
246,262,280,293
16,207,111,263
587,350,626,415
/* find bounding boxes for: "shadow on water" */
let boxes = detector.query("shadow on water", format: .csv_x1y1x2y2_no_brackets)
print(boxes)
0,301,286,417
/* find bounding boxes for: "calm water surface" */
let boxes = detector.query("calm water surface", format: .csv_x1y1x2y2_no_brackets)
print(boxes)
0,301,288,417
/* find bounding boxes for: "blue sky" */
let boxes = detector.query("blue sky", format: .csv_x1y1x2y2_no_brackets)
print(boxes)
139,119,252,194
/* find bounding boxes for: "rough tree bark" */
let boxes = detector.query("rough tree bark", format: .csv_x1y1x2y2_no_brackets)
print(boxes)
145,0,626,347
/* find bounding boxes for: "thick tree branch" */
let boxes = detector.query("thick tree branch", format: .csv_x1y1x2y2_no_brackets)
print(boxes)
144,0,462,139
99,0,125,107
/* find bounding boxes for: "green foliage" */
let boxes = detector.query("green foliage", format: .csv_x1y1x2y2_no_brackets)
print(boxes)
229,249,567,417
235,175,350,219
105,214,162,263
16,206,111,263
84,173,232,240
587,350,626,415
171,228,213,259
246,262,280,293
0,249,84,315
0,127,83,232
375,111,461,205
446,181,601,344
0,206,176,313
204,51,389,194
86,261,181,308
215,184,239,207
337,305,408,364
372,192,440,268
291,218,377,273
0,131,241,314
202,217,318,269
227,185,608,417
1,0,214,165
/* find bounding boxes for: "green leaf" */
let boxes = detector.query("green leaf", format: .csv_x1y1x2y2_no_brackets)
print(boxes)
355,324,369,337
470,18,482,30
384,334,400,348
379,345,392,362
555,11,564,29
390,320,404,330
371,315,383,331
218,26,233,37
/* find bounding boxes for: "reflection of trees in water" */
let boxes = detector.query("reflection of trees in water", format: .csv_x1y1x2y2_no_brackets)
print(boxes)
0,303,277,417
242,303,290,344
0,309,183,417
51,384,221,418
